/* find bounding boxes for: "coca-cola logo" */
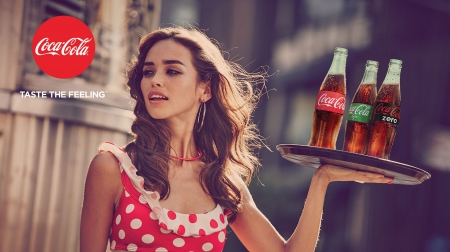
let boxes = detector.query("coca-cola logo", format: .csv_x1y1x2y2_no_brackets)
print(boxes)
315,91,346,115
350,104,371,116
32,16,95,79
375,103,400,118
317,93,346,110
35,38,92,56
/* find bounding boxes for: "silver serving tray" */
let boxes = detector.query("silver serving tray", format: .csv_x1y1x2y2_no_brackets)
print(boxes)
276,144,431,185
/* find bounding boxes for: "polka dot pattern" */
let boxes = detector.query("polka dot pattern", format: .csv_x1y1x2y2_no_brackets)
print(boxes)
130,219,142,229
118,229,125,239
149,211,158,220
218,231,225,243
160,227,171,234
126,204,134,214
189,214,197,223
99,142,228,252
202,242,213,251
173,238,185,247
157,205,226,238
142,234,154,244
168,210,176,220
177,225,186,236
127,243,138,251
210,219,218,229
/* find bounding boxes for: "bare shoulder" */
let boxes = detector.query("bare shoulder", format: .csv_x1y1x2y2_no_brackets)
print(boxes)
228,172,256,207
90,151,121,172
85,151,122,199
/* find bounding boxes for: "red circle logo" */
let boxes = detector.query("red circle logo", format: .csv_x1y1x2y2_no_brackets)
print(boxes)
32,16,95,79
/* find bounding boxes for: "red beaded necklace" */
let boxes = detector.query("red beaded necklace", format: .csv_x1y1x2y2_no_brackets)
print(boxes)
170,148,203,161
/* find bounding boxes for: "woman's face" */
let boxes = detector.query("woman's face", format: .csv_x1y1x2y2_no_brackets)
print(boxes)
141,39,210,123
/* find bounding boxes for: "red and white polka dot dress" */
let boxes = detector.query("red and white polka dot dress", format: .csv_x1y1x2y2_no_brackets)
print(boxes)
98,142,228,252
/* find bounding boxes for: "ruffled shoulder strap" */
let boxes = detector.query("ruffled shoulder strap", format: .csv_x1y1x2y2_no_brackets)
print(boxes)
97,142,163,215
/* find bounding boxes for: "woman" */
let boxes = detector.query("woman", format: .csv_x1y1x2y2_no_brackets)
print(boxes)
80,27,393,252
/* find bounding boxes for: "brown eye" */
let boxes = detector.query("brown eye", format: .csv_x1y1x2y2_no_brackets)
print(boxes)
143,70,154,77
167,69,180,75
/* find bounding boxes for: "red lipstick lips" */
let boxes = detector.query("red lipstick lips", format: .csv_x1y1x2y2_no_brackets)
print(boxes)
148,91,168,104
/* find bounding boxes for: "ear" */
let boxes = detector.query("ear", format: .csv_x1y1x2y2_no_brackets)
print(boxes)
200,81,212,102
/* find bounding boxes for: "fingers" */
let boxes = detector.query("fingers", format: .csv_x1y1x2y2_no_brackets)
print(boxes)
353,170,394,184
316,164,395,184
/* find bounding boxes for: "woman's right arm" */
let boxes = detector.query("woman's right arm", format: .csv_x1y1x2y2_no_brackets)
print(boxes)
80,152,123,252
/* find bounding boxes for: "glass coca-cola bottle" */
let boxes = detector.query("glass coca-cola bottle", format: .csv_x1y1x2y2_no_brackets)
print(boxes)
308,47,347,149
343,60,379,154
367,59,402,159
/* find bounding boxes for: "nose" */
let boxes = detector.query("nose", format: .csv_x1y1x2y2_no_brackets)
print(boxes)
151,71,164,87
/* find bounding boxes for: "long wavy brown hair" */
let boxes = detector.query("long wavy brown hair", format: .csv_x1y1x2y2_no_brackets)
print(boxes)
124,27,266,222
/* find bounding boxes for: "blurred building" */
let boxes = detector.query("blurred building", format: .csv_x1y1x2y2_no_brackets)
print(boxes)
0,0,160,251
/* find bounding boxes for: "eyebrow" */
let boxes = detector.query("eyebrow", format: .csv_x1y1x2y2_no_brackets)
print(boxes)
143,60,185,66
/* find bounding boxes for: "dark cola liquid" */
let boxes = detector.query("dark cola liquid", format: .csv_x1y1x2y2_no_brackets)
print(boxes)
343,83,377,154
367,84,401,158
309,74,346,149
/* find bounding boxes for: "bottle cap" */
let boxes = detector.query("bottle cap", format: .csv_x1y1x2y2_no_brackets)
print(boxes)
366,60,379,68
389,59,403,68
334,47,348,55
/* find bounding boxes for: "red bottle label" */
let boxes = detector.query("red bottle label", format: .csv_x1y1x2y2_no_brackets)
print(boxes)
372,102,400,125
315,91,346,114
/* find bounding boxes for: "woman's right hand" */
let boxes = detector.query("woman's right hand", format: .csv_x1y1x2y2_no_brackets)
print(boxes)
314,164,394,185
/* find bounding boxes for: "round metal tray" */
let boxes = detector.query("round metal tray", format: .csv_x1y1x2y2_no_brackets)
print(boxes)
276,144,431,185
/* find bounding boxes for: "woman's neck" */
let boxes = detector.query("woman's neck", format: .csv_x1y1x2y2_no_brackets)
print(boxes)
167,119,198,160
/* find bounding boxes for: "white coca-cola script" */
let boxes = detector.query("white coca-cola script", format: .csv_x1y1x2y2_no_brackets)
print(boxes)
317,93,345,111
35,38,91,56
351,104,371,116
